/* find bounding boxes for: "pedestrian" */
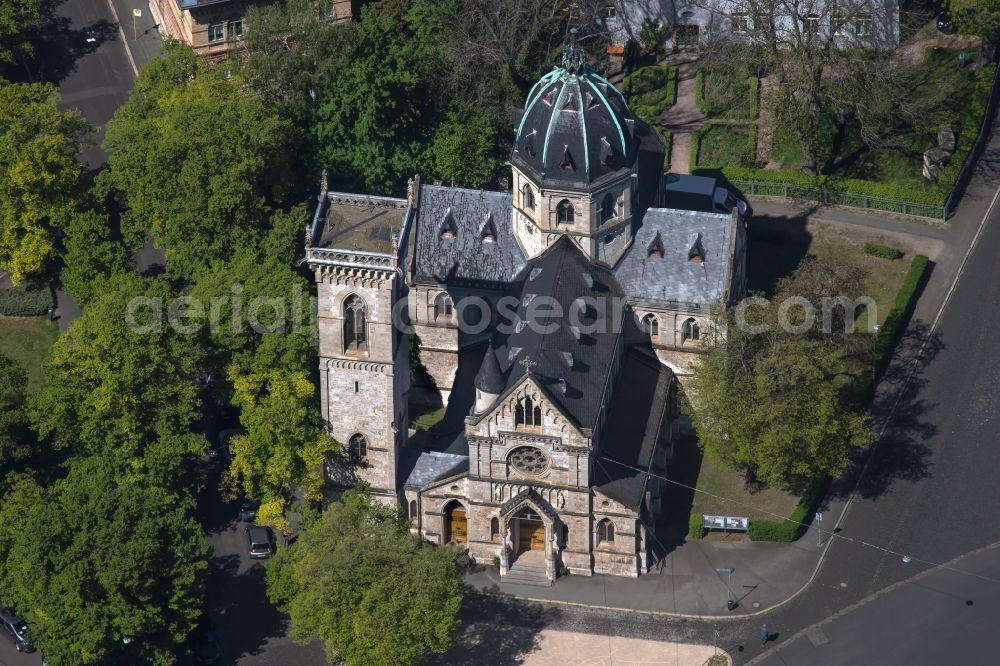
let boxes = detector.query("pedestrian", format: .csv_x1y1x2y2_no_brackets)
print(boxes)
760,624,769,645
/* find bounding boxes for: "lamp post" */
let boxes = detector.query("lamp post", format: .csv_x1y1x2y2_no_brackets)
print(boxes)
871,323,881,383
715,566,736,611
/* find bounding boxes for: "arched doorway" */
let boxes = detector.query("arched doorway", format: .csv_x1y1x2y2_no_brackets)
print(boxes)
444,502,468,545
516,507,545,555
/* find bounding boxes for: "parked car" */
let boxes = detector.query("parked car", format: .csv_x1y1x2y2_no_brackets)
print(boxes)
245,525,273,559
237,499,259,522
0,607,34,653
187,618,221,664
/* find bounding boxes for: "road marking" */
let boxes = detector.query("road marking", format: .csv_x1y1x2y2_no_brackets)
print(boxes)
104,0,139,76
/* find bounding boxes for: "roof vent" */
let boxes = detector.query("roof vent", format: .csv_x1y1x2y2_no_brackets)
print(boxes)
508,346,523,362
586,91,601,110
558,378,568,395
561,351,574,368
523,129,537,157
561,93,576,112
515,320,527,333
523,293,537,307
689,233,705,264
440,210,457,239
570,325,581,341
481,214,497,243
599,137,617,167
560,145,575,171
529,267,543,281
583,273,593,288
648,232,665,261
542,88,556,107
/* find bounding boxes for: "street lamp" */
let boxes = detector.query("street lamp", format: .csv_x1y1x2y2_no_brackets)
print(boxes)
715,566,737,611
871,323,881,383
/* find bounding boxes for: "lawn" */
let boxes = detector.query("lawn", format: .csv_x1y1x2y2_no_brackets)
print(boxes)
0,316,59,392
697,67,758,119
690,448,800,526
623,65,677,122
694,124,756,169
409,385,446,431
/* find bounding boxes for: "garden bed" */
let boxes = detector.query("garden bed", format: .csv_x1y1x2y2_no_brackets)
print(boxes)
691,123,758,170
623,65,677,122
696,67,759,119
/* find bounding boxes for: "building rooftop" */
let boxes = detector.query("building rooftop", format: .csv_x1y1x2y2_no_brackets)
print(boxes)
310,192,409,255
615,207,734,307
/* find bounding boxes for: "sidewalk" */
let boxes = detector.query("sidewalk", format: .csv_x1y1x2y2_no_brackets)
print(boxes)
466,522,827,618
662,61,707,174
105,0,164,75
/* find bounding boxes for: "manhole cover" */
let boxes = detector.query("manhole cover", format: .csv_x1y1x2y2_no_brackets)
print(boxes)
807,627,829,647
840,582,848,588
752,602,761,608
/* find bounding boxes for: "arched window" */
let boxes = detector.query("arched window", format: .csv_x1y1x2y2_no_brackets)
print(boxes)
491,517,500,541
596,519,615,545
434,292,452,322
601,193,616,223
682,317,700,343
557,199,575,224
343,295,367,352
514,396,542,428
409,500,418,520
348,433,368,464
642,313,659,337
522,184,535,210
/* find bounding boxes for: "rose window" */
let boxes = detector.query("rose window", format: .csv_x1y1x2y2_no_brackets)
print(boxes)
508,446,549,475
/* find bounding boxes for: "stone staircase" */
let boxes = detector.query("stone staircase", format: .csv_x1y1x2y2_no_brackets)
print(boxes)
501,552,552,587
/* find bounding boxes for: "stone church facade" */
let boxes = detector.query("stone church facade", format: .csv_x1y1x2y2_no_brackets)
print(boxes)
306,41,748,583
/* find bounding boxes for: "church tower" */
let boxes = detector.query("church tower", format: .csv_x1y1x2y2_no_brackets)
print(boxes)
510,32,643,267
307,190,414,505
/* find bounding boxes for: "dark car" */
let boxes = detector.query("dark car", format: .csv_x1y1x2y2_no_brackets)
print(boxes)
187,621,220,664
936,12,956,34
245,525,272,559
237,499,259,522
0,607,34,653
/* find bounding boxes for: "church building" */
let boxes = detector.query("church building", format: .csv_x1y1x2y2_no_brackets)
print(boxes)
305,40,748,583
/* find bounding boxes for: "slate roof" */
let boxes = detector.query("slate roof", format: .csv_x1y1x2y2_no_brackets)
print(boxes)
400,450,469,490
413,185,526,285
594,349,672,510
615,208,733,307
490,236,626,430
474,343,505,394
511,44,638,191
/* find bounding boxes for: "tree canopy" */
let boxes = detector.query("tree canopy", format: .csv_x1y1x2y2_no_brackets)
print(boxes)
266,492,463,666
0,353,30,466
0,0,41,64
103,41,296,280
0,82,91,282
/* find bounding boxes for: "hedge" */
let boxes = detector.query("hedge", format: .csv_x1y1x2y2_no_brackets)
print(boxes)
695,68,760,119
624,65,677,121
748,476,828,542
0,282,54,316
691,62,997,214
658,127,673,172
690,123,758,172
689,511,706,539
863,243,904,260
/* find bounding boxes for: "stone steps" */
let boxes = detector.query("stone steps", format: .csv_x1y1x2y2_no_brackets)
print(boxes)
502,562,551,587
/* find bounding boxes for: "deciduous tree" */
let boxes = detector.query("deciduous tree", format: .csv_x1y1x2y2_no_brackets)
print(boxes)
0,354,30,465
59,208,129,307
266,491,463,666
0,0,41,63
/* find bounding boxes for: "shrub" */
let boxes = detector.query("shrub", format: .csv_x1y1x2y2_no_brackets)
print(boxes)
691,124,756,171
748,476,828,542
658,127,673,171
874,255,929,381
688,511,706,539
624,65,677,121
864,243,904,260
0,282,54,316
696,68,757,119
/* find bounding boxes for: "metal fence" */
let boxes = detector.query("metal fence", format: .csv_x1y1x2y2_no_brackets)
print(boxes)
945,63,1000,219
730,179,948,221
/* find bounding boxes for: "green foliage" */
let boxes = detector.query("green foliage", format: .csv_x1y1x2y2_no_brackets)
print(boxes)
0,82,91,282
0,353,30,465
0,456,210,665
0,279,52,315
29,274,209,490
949,0,1000,43
266,491,463,666
873,255,929,382
431,109,499,187
623,65,677,121
622,39,641,74
688,511,706,539
687,256,873,488
59,208,129,307
0,0,41,63
658,127,673,172
103,41,296,280
691,123,757,170
747,477,827,542
639,19,667,56
696,67,757,119
863,243,904,260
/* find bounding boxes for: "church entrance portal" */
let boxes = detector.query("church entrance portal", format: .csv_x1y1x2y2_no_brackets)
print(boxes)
515,507,545,554
445,503,468,545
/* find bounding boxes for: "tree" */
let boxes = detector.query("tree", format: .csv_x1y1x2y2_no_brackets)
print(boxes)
431,110,499,187
949,0,1000,45
0,455,210,666
59,207,129,307
103,41,296,280
0,82,91,282
266,491,463,666
0,0,41,63
0,353,30,465
30,274,208,491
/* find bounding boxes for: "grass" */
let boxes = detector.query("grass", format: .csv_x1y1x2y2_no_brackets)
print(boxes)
0,316,59,392
690,446,800,527
408,385,446,431
694,124,756,169
623,65,677,122
697,67,757,119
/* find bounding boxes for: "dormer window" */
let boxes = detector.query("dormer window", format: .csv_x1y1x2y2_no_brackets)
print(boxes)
647,232,664,260
481,215,497,243
688,234,705,264
440,211,457,239
560,145,575,171
557,200,575,224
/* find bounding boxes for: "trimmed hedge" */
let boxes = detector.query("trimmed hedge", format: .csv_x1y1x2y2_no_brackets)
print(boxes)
690,123,758,171
689,511,706,539
624,65,677,121
695,68,760,119
0,282,54,316
748,476,828,542
692,62,997,215
863,243,904,260
658,127,673,171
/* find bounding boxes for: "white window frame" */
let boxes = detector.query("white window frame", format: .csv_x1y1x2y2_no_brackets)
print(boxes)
207,22,225,44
